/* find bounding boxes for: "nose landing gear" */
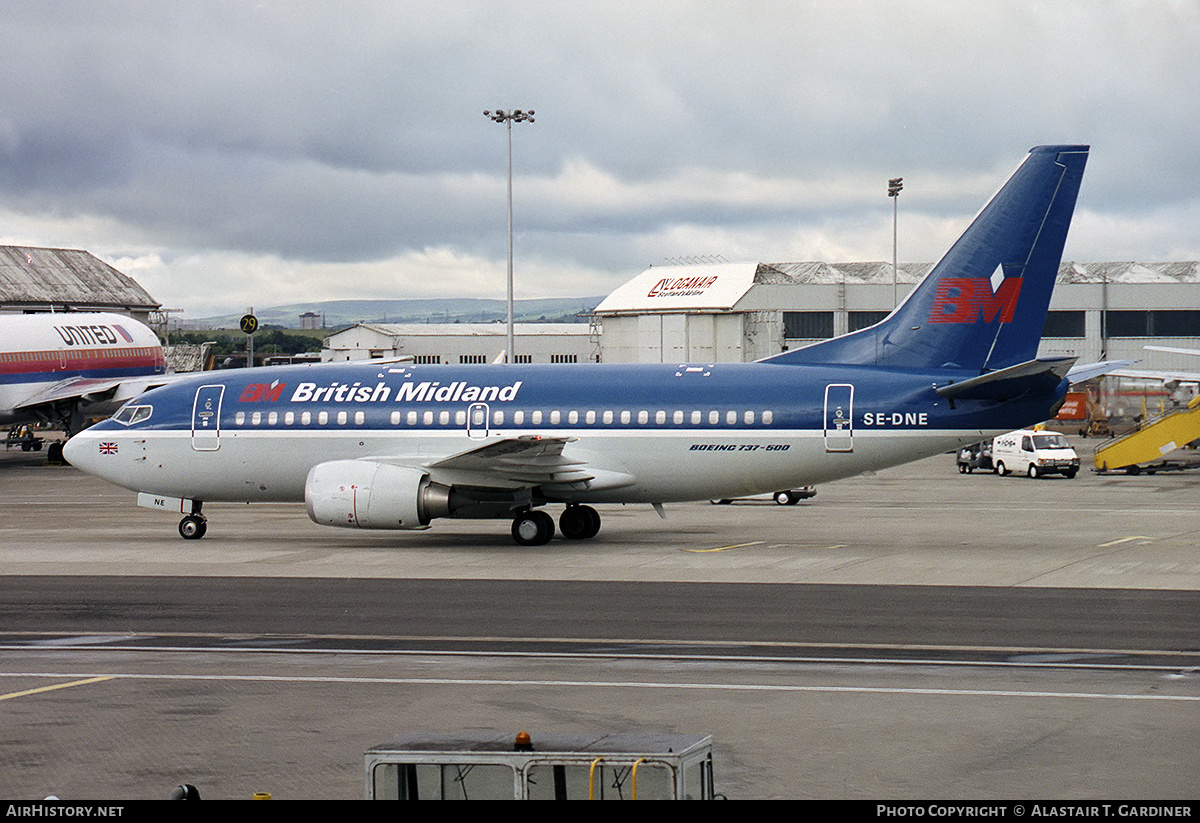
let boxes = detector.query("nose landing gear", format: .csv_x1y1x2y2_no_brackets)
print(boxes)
178,502,208,540
178,514,207,540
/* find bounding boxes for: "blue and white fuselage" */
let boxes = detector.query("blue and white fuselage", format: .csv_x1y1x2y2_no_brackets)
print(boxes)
64,146,1090,544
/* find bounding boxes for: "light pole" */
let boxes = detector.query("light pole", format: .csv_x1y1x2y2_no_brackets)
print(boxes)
888,177,903,308
484,108,535,364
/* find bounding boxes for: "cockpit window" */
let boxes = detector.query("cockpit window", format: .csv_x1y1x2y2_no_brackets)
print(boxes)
112,404,153,426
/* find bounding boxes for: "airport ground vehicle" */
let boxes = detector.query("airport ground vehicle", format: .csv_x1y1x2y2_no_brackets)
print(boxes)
5,424,44,451
956,440,993,473
992,429,1080,478
365,731,717,800
711,486,816,505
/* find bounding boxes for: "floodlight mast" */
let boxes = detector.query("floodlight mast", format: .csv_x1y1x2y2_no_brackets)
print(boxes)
888,177,903,308
484,109,536,363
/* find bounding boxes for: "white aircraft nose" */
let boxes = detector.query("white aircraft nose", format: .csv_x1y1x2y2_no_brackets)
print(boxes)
62,433,97,472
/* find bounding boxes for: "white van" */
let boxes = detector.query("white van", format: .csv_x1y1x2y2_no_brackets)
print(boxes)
991,429,1080,479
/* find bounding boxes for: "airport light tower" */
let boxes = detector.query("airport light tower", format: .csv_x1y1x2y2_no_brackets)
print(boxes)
888,177,903,308
484,108,535,364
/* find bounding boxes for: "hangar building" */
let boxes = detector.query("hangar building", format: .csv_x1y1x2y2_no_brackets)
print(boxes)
323,322,596,364
594,260,1200,378
0,245,160,322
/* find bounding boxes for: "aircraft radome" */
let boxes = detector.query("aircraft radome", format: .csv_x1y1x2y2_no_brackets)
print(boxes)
66,146,1093,545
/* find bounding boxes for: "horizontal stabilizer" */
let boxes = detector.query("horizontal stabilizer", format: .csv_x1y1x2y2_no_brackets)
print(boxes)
1065,359,1136,384
936,357,1075,401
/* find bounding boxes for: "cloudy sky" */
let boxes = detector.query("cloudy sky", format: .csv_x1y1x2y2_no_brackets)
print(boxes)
1,1,1197,318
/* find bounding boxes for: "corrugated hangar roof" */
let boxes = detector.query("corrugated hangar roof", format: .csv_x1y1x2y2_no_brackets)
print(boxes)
595,260,1200,313
0,245,160,311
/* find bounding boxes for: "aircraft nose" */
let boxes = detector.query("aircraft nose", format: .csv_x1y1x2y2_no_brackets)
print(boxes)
62,432,98,473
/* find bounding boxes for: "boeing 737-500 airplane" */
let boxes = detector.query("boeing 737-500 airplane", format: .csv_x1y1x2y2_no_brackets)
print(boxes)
2,312,166,459
66,145,1090,544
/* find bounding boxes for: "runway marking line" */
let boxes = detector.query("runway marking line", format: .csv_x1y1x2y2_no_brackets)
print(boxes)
1098,536,1154,547
683,541,764,553
1,672,1197,703
0,675,114,702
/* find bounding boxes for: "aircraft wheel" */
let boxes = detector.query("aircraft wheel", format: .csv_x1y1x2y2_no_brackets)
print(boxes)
559,505,601,540
995,461,1007,476
1028,464,1040,478
47,441,66,465
178,515,208,540
512,510,554,546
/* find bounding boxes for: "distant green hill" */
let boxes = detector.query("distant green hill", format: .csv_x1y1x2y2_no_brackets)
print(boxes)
189,296,605,330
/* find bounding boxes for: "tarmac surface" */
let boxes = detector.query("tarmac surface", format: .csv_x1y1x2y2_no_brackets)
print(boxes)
0,438,1197,799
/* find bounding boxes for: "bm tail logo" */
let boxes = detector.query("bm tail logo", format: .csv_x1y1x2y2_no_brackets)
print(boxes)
239,381,286,402
928,266,1022,324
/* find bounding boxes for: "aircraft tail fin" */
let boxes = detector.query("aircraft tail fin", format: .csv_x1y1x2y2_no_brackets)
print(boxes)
764,145,1089,373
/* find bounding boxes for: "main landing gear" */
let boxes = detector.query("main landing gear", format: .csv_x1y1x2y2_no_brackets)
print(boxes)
510,505,601,546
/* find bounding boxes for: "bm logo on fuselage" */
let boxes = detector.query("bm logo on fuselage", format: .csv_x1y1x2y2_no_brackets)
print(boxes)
239,382,286,402
928,276,1022,324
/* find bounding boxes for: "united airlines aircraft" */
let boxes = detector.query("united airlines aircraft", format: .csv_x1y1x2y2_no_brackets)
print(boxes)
66,146,1090,545
1,312,166,458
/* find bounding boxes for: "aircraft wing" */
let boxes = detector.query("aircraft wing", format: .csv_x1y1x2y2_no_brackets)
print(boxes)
1107,368,1200,384
14,374,174,413
427,436,596,485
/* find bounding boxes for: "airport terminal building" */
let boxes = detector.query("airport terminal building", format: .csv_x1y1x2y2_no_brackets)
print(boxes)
594,260,1200,378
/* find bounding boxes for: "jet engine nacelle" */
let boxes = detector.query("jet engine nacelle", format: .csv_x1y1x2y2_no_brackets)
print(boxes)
304,460,454,530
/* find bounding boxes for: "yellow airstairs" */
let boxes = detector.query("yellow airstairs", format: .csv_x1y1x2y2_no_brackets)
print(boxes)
1093,395,1200,473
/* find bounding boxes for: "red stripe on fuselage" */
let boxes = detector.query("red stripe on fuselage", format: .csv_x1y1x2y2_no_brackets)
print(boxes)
0,347,165,379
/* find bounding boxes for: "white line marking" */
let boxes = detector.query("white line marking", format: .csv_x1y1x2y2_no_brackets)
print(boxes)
2,671,1196,702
